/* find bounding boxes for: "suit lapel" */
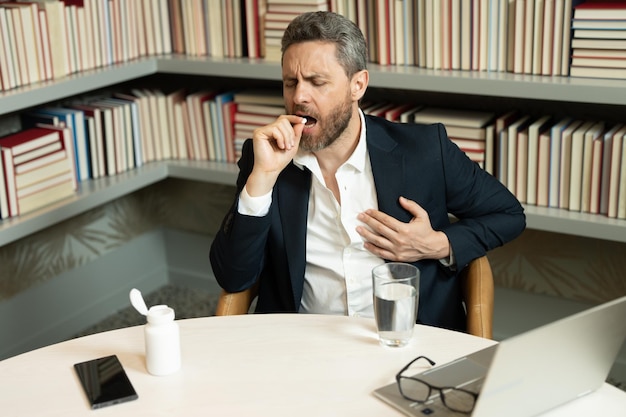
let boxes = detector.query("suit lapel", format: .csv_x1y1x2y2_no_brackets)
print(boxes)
366,118,413,223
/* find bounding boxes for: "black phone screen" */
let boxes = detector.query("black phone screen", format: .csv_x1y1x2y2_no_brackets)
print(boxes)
74,355,138,409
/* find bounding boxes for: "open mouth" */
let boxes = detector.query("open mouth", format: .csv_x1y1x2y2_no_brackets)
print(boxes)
300,114,317,127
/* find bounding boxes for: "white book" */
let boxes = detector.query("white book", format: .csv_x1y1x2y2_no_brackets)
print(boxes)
432,0,442,69
0,8,15,89
551,0,565,75
516,125,529,202
495,110,521,186
461,0,472,70
521,0,534,74
497,0,509,72
498,127,509,186
548,118,573,207
541,0,555,75
588,132,606,214
580,122,605,213
558,120,583,209
599,124,623,215
618,134,626,219
607,125,626,218
513,0,526,73
416,0,426,67
146,91,166,161
174,101,190,160
536,129,551,206
425,0,434,68
568,121,594,212
202,100,216,161
506,115,531,194
471,0,481,70
0,151,8,218
441,0,450,69
186,91,208,160
451,0,461,70
531,0,544,75
526,115,553,205
479,0,489,71
484,124,496,175
487,0,499,71
394,0,405,65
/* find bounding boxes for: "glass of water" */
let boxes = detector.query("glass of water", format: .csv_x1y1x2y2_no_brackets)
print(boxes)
372,262,420,347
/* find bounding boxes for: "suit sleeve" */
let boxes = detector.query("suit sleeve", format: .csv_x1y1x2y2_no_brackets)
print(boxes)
435,124,526,269
209,139,271,292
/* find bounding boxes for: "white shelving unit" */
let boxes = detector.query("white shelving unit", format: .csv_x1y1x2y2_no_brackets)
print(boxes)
1,56,625,246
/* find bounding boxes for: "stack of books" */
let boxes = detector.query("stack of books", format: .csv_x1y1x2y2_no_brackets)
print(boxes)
232,89,285,159
570,1,626,79
413,107,495,172
0,126,77,218
262,0,329,62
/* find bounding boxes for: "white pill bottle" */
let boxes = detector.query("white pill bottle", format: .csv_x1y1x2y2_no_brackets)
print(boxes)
144,305,181,376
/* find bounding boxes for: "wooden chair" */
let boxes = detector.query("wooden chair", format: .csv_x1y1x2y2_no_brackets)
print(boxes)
459,255,494,339
215,256,494,339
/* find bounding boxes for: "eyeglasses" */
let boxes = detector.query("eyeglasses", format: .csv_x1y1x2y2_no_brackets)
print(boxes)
396,356,478,414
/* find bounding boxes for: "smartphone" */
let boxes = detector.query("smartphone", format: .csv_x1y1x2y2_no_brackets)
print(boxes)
74,355,138,409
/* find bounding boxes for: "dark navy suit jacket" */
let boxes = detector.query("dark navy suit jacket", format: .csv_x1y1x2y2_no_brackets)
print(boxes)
210,115,525,332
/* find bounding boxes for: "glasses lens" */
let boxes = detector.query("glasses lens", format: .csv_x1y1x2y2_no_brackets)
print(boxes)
441,388,476,414
398,377,431,402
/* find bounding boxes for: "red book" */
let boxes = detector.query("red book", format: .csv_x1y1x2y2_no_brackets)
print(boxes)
0,127,60,160
221,100,236,163
0,127,63,216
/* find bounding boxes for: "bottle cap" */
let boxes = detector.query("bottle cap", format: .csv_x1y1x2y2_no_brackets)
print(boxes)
146,305,175,324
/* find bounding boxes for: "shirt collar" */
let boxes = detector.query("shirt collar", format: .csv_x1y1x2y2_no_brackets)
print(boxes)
293,109,367,172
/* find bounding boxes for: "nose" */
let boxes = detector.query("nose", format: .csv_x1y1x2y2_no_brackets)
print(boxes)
293,82,311,105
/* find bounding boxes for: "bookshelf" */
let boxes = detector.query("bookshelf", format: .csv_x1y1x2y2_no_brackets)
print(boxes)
0,158,237,247
0,55,625,245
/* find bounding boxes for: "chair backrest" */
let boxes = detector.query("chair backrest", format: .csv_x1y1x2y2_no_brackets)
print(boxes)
459,255,494,339
215,256,494,339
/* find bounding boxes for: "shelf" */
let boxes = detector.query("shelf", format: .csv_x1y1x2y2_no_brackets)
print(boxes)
0,59,158,116
1,158,624,246
156,55,281,80
0,160,238,247
1,56,626,245
367,65,626,105
4,56,626,117
158,56,626,105
524,206,626,243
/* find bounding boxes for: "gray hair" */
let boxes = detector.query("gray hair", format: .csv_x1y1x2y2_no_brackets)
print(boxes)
281,11,367,78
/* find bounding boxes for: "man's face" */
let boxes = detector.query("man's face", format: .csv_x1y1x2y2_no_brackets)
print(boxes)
282,41,355,152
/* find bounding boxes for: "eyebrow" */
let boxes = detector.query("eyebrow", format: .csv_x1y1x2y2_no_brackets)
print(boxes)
283,73,327,82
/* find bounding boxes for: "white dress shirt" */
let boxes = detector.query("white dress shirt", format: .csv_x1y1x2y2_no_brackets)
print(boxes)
238,111,384,318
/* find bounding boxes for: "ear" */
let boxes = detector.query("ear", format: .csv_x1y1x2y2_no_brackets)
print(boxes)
350,70,369,101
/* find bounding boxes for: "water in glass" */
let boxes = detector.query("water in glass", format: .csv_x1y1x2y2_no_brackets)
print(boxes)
374,281,418,347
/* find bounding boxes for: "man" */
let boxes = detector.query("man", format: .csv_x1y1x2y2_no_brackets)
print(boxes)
210,11,525,332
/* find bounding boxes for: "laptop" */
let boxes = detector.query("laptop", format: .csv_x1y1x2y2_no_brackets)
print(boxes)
373,295,626,417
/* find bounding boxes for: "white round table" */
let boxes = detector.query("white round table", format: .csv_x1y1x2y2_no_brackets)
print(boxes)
0,314,623,416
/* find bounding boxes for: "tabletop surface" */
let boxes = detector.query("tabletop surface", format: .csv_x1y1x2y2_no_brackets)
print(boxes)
1,313,624,416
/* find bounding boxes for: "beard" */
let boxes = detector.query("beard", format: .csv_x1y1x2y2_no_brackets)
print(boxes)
295,93,353,152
